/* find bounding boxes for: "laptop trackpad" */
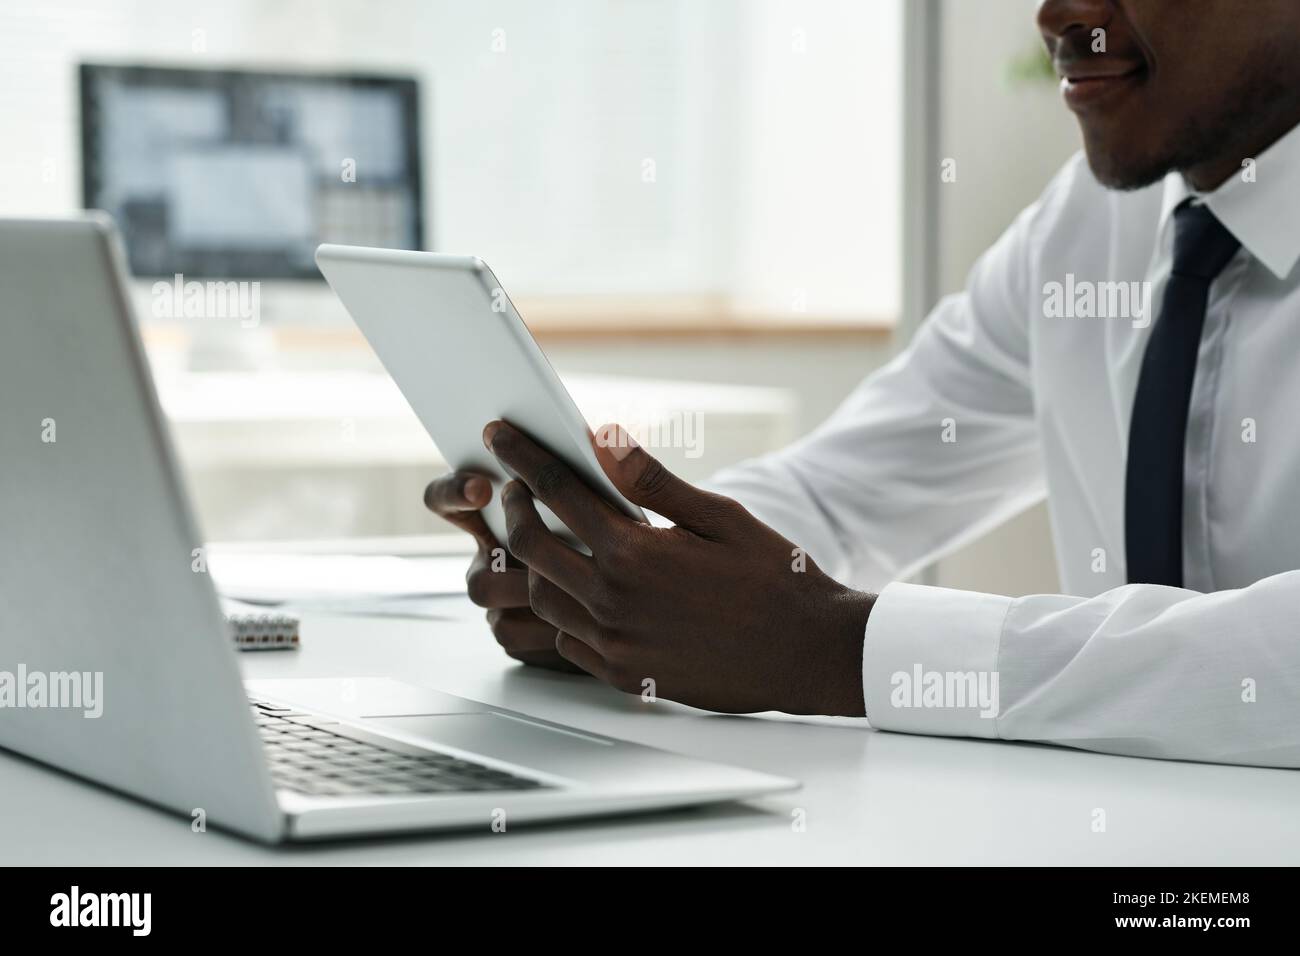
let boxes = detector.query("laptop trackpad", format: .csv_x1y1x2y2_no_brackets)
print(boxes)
366,713,614,773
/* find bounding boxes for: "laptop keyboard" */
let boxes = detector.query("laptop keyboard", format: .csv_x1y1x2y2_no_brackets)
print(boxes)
249,698,550,797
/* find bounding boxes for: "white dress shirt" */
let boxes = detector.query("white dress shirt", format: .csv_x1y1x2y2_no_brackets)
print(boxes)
706,121,1300,768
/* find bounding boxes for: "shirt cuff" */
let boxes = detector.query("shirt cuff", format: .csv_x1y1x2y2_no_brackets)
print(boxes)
863,582,1012,738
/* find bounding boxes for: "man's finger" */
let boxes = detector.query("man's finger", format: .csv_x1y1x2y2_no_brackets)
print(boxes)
526,569,605,648
423,471,492,515
486,611,588,674
424,472,498,551
592,423,735,537
500,479,595,597
466,554,530,608
486,607,559,653
444,507,497,553
484,421,620,550
554,632,610,681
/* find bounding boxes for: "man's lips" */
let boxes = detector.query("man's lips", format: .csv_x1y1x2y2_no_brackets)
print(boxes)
1056,62,1147,110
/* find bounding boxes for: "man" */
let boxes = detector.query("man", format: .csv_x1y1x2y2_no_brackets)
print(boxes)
424,0,1300,767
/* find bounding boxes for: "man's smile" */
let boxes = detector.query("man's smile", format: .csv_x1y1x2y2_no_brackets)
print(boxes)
1057,60,1148,111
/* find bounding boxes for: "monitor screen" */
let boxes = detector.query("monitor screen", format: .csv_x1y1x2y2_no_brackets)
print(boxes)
79,64,423,279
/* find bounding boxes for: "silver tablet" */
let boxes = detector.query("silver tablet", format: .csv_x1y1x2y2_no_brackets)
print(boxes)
316,245,647,552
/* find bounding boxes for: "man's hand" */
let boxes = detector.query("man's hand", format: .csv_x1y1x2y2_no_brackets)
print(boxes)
485,420,873,715
422,470,587,674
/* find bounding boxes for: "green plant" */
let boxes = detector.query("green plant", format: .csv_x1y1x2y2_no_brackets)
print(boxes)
1007,43,1055,87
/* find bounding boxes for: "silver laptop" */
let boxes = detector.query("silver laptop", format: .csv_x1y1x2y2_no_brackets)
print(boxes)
0,215,797,842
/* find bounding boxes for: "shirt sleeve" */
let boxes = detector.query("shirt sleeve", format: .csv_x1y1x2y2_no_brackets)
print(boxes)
705,177,1051,592
865,575,1300,768
699,156,1299,767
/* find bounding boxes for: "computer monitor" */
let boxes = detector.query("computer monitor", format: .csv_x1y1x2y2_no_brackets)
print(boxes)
79,63,424,280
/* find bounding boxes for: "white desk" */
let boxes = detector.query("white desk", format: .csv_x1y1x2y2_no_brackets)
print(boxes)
3,596,1299,865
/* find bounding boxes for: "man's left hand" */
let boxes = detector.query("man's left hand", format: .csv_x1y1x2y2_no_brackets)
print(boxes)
484,420,873,716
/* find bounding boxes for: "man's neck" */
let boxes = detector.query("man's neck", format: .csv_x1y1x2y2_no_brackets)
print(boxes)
1182,108,1300,192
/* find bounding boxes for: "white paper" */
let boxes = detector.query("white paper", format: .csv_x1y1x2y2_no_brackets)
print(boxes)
208,551,468,606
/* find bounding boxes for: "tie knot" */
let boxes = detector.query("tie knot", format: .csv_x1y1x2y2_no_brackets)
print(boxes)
1171,200,1241,281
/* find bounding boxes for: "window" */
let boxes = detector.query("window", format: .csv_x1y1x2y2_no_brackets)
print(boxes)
1,0,903,329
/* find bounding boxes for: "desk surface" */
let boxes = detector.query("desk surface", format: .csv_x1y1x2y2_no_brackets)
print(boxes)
4,596,1298,865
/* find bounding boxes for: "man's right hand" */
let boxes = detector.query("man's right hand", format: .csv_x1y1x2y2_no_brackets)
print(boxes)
422,470,588,674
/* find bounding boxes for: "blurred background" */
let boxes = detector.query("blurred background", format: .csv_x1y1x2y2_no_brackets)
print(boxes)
1,0,1079,596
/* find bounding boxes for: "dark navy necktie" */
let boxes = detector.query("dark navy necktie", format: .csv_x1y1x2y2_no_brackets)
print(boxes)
1125,201,1241,586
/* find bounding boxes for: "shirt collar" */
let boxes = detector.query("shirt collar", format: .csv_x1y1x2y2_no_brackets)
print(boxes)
1157,120,1300,281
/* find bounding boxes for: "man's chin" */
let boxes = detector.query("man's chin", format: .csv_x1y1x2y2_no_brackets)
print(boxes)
1081,139,1172,192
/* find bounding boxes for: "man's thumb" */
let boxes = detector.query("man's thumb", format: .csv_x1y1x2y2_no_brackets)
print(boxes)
593,423,713,530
